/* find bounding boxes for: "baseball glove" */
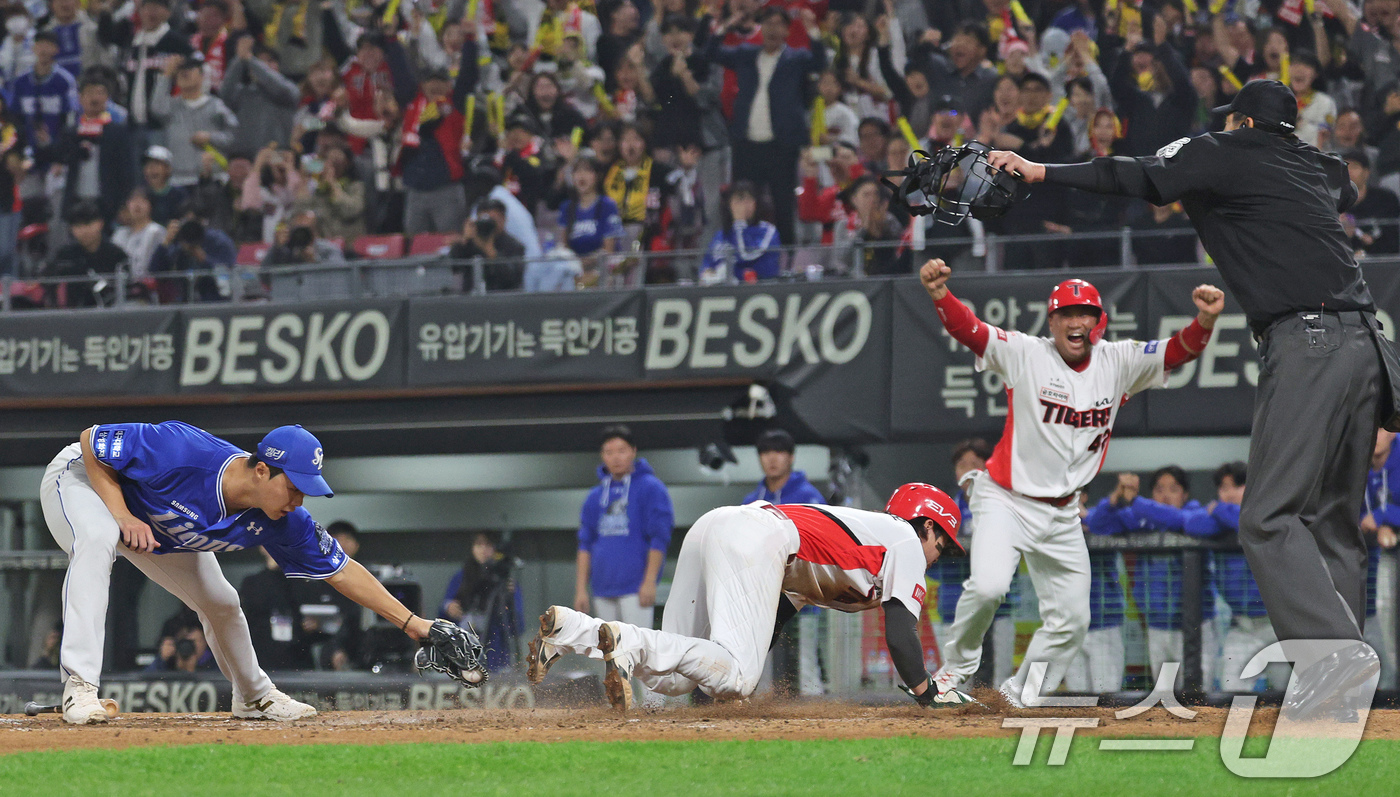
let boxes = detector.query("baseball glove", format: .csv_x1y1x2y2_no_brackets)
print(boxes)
414,619,488,688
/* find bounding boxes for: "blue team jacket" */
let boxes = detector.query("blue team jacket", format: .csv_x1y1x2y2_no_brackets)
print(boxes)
742,470,825,505
701,221,782,282
1188,502,1267,619
1087,496,1218,628
578,459,675,598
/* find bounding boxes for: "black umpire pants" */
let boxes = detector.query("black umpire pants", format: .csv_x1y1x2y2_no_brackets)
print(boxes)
1239,310,1383,643
732,140,799,253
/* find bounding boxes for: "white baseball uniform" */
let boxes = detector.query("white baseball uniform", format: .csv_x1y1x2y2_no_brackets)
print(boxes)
544,502,928,700
938,328,1169,698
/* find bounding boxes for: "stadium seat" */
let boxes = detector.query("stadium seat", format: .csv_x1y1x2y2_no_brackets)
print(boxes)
352,235,405,260
409,233,453,257
237,243,271,266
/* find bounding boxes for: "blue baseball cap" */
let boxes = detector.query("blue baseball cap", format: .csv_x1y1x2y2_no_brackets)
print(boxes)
256,425,333,497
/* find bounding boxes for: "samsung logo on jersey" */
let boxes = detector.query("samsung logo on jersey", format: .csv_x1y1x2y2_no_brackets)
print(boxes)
1144,340,1159,354
170,500,199,520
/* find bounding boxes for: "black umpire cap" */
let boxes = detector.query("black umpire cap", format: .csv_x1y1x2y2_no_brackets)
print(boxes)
755,429,796,454
1213,79,1297,135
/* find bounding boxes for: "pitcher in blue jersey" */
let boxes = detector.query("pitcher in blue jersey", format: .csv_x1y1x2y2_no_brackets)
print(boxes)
40,421,440,725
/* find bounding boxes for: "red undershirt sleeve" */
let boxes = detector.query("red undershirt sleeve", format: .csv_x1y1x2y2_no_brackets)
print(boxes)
934,290,992,357
1163,318,1214,370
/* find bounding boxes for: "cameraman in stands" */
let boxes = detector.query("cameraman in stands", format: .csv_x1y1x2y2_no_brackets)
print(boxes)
449,199,526,293
263,210,347,268
47,200,127,308
439,532,523,671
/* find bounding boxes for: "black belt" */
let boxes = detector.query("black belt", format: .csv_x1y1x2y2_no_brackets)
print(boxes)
1256,308,1375,343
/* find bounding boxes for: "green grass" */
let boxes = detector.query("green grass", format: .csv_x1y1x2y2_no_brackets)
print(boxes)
3,737,1396,796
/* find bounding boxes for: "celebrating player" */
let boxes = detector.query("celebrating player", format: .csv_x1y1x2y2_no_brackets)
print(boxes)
920,258,1224,706
40,421,484,725
527,484,974,710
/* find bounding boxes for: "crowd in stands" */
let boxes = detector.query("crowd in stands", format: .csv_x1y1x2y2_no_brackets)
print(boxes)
5,0,1400,306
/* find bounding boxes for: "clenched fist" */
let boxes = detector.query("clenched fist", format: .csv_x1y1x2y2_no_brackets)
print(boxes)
1192,284,1225,327
920,258,952,300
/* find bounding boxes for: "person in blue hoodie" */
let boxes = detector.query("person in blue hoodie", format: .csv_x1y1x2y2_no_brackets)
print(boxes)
576,424,675,630
1361,431,1400,690
742,428,825,695
1065,488,1128,694
928,438,1022,687
1190,461,1284,692
742,429,824,506
699,181,781,284
1087,466,1218,690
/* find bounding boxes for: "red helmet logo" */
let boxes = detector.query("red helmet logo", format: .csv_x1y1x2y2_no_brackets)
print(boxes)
885,483,966,555
1048,279,1108,344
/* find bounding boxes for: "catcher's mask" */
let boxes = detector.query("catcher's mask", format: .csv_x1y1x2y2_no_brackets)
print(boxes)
880,141,1029,226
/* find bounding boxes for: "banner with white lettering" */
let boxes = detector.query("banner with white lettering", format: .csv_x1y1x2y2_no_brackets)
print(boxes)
177,301,405,392
407,291,644,386
0,308,179,397
643,280,893,440
1138,270,1258,434
0,671,537,714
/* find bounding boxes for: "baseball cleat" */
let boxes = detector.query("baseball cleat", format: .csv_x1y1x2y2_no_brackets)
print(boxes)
596,622,636,712
932,668,962,695
929,687,981,707
233,687,317,721
997,677,1028,710
62,675,109,725
527,606,564,684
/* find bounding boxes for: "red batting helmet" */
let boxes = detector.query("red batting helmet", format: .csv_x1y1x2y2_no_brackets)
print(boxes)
1048,279,1109,344
885,483,966,555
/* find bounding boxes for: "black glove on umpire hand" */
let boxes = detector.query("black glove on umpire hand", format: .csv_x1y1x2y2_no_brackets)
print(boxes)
415,619,489,689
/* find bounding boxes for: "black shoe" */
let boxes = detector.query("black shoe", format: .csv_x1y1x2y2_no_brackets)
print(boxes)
1282,643,1380,721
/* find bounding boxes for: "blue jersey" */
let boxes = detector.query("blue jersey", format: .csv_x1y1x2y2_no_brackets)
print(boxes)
742,470,825,505
48,21,85,78
1087,496,1217,628
88,421,347,579
1194,502,1268,619
559,195,624,256
10,65,78,151
701,222,781,282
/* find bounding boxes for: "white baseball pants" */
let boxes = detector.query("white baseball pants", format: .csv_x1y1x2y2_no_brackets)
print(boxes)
1147,623,1218,691
1368,553,1397,690
549,504,799,699
1063,625,1125,693
939,473,1090,698
40,444,274,702
1220,615,1288,691
934,615,1016,685
592,593,655,629
592,593,657,704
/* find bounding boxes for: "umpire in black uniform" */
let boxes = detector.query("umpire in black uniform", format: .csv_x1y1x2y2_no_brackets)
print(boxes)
988,80,1400,715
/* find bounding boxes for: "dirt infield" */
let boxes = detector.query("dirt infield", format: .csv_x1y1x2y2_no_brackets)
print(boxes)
3,697,1399,754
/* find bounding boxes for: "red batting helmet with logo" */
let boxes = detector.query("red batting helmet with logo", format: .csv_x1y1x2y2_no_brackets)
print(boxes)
1047,279,1109,344
885,483,966,555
